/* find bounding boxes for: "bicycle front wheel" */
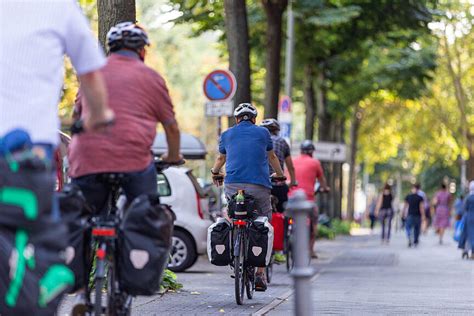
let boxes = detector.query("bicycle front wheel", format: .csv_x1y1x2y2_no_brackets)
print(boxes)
245,266,255,299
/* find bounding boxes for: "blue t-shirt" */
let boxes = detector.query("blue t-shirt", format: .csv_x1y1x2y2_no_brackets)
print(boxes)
219,121,273,188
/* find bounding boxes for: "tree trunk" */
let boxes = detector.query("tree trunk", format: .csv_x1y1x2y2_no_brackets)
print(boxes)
347,108,362,221
316,71,331,141
224,0,252,126
466,136,474,180
333,119,344,219
262,0,288,118
304,64,316,140
97,0,136,51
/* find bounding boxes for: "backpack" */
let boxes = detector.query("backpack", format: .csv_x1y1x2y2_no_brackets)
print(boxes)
207,218,233,266
0,156,73,314
0,220,74,315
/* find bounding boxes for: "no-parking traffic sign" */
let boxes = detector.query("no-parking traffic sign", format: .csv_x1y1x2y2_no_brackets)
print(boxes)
203,70,237,101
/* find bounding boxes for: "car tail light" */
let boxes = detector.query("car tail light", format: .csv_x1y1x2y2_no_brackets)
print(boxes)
196,192,204,219
92,227,116,237
288,218,293,225
233,219,246,226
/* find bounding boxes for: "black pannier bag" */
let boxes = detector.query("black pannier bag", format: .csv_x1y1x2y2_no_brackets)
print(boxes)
207,218,232,266
227,193,257,219
119,194,174,296
0,220,75,316
246,217,274,267
58,184,91,292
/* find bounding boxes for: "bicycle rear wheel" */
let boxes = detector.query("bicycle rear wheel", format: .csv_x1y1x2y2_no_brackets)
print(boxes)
286,240,294,272
94,258,105,316
234,232,245,305
266,258,273,284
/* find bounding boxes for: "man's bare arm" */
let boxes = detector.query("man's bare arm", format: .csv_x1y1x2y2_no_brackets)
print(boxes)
212,153,226,173
78,71,113,131
268,150,284,177
284,156,297,186
162,121,181,162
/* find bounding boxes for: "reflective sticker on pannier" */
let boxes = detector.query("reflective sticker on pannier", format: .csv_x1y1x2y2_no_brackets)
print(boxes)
215,245,225,254
64,246,75,265
130,250,149,269
252,246,262,257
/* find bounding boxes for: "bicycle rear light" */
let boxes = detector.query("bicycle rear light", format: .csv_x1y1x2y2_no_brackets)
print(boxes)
92,227,117,237
233,219,247,226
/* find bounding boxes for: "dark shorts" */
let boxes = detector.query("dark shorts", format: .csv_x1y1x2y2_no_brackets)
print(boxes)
71,162,157,214
225,183,272,219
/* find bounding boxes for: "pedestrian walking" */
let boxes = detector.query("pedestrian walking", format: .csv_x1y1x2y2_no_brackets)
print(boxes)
375,184,393,243
367,197,377,233
433,183,452,244
416,184,431,234
458,181,474,259
403,184,425,247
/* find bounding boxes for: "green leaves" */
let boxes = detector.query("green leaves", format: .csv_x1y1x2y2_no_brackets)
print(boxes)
306,6,361,27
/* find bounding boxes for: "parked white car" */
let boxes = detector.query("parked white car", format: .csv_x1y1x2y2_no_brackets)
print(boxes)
159,167,213,272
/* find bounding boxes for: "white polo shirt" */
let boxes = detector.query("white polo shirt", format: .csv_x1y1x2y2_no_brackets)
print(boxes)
0,0,106,145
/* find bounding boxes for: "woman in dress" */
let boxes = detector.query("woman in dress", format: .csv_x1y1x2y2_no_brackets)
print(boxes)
375,184,393,244
433,183,452,244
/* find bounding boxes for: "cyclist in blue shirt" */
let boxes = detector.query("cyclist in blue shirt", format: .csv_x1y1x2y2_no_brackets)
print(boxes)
211,103,285,291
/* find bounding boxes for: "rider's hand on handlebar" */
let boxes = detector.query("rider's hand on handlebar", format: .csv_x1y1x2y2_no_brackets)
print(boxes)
161,153,184,164
84,109,115,132
211,168,224,187
270,173,287,182
320,186,331,193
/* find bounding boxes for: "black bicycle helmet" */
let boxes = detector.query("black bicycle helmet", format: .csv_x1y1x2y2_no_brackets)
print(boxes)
260,118,280,132
107,22,150,52
300,140,315,153
234,103,258,121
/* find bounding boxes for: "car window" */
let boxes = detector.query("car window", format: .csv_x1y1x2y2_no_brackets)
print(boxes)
157,173,171,197
186,170,207,198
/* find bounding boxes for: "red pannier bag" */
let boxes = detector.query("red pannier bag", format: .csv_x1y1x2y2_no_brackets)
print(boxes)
271,212,285,251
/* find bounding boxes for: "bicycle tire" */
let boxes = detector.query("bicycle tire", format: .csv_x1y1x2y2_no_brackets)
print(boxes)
95,277,104,316
266,260,273,284
234,231,245,305
246,266,255,299
286,239,294,272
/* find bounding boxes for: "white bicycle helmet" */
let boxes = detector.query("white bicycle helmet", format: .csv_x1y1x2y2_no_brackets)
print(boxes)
234,103,258,120
107,22,150,52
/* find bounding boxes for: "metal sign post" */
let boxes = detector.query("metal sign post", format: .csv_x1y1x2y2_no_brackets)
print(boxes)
203,69,237,214
286,190,315,316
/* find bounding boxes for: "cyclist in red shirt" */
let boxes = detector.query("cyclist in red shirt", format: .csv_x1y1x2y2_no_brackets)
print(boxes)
290,140,329,258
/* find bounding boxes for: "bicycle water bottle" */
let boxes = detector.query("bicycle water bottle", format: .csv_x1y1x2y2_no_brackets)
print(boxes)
235,190,246,218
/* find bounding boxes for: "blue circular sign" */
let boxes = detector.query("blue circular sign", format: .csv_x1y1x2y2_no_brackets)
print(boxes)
203,70,236,101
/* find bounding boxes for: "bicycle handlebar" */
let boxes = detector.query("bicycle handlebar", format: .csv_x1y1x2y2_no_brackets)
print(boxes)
154,158,186,171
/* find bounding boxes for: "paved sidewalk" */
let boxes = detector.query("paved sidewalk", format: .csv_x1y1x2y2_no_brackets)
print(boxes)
266,228,474,315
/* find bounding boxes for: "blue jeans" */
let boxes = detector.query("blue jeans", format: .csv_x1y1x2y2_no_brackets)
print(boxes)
71,162,157,214
406,215,421,245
